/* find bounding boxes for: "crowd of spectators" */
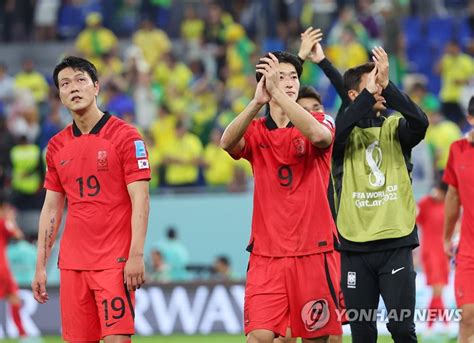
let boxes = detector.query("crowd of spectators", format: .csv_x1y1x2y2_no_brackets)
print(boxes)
0,1,472,202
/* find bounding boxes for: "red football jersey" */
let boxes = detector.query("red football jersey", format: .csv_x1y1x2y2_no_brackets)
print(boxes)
232,112,336,257
416,196,445,258
44,113,151,270
0,218,13,272
443,138,474,259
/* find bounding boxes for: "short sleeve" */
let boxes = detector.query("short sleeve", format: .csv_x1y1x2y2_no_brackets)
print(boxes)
313,112,336,139
443,143,458,189
229,120,258,162
0,220,13,239
44,141,65,193
117,127,151,185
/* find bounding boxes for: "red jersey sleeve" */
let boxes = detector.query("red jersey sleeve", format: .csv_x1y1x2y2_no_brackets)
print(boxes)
229,119,258,162
312,112,336,140
116,126,151,185
0,219,14,239
443,143,458,188
44,140,65,193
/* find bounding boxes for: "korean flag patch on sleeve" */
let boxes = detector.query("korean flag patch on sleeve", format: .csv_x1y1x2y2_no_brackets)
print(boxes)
138,159,149,169
134,140,147,158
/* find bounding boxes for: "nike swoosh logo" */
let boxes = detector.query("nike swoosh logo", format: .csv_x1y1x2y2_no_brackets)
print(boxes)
105,321,119,327
391,267,405,274
60,159,72,166
259,143,270,149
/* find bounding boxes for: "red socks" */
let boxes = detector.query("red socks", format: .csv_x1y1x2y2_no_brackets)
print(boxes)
427,295,446,328
11,303,26,336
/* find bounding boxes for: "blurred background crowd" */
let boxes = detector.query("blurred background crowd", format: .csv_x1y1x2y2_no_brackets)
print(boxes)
0,0,473,285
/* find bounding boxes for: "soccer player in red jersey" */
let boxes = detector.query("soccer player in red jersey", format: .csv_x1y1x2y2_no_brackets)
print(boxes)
416,180,450,329
221,51,342,342
444,96,474,342
0,195,27,338
31,56,150,343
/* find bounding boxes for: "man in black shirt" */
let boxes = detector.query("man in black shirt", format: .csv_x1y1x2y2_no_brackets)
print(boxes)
295,28,428,342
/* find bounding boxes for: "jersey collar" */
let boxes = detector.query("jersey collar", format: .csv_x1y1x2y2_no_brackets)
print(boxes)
265,113,294,130
72,112,112,137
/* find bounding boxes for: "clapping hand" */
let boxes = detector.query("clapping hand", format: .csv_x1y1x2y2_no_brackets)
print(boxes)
372,47,389,89
256,53,280,96
254,76,271,105
299,27,325,63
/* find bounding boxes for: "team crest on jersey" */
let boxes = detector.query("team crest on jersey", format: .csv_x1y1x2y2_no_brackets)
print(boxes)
293,137,306,156
97,150,108,171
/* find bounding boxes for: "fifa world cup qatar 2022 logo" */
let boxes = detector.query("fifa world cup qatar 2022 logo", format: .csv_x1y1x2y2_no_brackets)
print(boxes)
301,299,330,331
365,140,385,187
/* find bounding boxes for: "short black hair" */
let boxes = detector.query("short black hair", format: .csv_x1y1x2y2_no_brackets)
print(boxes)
438,180,449,193
216,255,230,266
167,226,177,239
256,51,302,82
468,96,474,116
343,62,375,92
0,190,8,206
53,56,98,89
297,85,322,104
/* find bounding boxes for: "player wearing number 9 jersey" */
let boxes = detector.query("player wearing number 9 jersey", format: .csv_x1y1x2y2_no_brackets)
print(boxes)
32,56,150,342
221,51,342,342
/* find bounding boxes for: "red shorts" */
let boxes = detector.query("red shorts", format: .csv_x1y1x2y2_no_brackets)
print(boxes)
455,255,474,307
422,252,449,286
0,268,18,298
244,252,343,338
60,268,135,341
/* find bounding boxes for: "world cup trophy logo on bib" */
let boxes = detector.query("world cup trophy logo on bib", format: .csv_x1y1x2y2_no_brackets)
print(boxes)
365,140,385,187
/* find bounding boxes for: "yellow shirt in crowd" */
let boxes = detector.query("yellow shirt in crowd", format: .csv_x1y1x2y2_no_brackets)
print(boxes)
14,71,49,103
163,132,203,185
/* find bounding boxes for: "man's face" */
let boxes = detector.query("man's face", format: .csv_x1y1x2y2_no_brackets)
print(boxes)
214,261,227,274
297,97,323,113
350,73,386,112
467,114,474,126
277,62,300,102
57,67,98,114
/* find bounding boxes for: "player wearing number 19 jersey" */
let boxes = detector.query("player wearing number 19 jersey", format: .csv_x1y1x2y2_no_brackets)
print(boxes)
221,51,342,341
32,56,150,342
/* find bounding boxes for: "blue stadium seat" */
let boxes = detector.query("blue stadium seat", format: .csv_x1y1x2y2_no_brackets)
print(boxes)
57,4,86,39
406,41,433,74
426,72,441,96
427,16,455,50
403,16,424,47
458,17,473,48
262,38,285,54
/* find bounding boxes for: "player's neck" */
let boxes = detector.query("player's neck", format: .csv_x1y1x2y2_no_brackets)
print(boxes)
269,106,290,128
71,106,104,134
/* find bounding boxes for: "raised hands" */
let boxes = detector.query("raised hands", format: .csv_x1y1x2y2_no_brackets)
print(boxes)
365,65,379,94
256,53,281,96
299,27,325,63
254,76,271,106
372,46,389,89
